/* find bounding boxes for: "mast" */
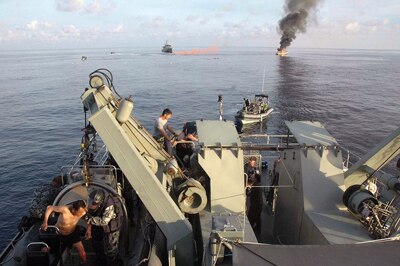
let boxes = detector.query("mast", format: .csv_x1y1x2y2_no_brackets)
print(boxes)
218,95,223,120
261,66,266,93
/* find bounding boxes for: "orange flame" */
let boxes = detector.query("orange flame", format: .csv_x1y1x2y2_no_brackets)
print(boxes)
175,46,219,55
276,48,288,56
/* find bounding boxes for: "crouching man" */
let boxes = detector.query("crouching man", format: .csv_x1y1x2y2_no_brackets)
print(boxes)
41,200,88,264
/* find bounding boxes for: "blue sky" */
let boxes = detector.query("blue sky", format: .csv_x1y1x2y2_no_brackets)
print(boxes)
0,0,399,50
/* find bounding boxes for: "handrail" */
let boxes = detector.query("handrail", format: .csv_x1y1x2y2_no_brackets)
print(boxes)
27,242,49,249
246,185,294,188
172,140,196,148
93,144,107,162
340,148,390,177
240,134,296,146
240,134,294,138
72,133,98,166
0,230,24,263
40,225,59,233
61,165,118,187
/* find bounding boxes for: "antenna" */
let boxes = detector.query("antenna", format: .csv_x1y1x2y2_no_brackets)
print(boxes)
218,95,223,121
261,66,266,93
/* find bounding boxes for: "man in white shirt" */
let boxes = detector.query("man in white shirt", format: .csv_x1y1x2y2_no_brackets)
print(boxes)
153,108,176,154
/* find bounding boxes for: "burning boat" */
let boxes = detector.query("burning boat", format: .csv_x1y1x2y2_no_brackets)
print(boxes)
276,48,288,56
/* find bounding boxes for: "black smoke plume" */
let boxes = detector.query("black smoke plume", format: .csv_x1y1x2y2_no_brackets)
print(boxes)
278,0,322,49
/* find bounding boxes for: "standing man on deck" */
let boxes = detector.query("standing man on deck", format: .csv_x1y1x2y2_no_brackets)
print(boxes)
153,108,177,154
41,200,88,264
245,156,262,231
85,189,123,266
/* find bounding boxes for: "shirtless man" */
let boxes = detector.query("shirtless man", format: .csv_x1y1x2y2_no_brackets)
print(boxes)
41,200,87,264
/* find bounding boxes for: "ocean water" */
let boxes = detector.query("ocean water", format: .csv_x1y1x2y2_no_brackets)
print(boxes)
0,47,399,250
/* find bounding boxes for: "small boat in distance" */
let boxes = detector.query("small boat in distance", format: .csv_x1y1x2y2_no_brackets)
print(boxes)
235,94,273,124
235,67,273,124
276,48,288,56
162,40,173,53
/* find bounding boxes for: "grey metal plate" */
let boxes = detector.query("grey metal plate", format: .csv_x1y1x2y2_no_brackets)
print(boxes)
196,120,241,147
285,121,337,146
212,215,244,232
233,241,400,265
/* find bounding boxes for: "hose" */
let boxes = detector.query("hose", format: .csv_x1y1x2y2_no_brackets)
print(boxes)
89,68,122,99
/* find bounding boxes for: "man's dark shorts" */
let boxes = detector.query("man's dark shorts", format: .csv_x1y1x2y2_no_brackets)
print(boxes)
59,225,85,247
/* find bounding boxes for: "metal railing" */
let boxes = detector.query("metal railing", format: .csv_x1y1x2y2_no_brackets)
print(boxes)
240,134,295,145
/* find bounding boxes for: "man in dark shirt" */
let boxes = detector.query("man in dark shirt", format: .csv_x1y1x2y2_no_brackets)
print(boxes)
85,189,122,266
245,157,262,230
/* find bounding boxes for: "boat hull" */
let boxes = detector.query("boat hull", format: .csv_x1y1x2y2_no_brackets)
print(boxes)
236,108,273,124
162,46,173,53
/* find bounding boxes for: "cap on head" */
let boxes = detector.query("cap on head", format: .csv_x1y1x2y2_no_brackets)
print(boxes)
88,189,105,208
